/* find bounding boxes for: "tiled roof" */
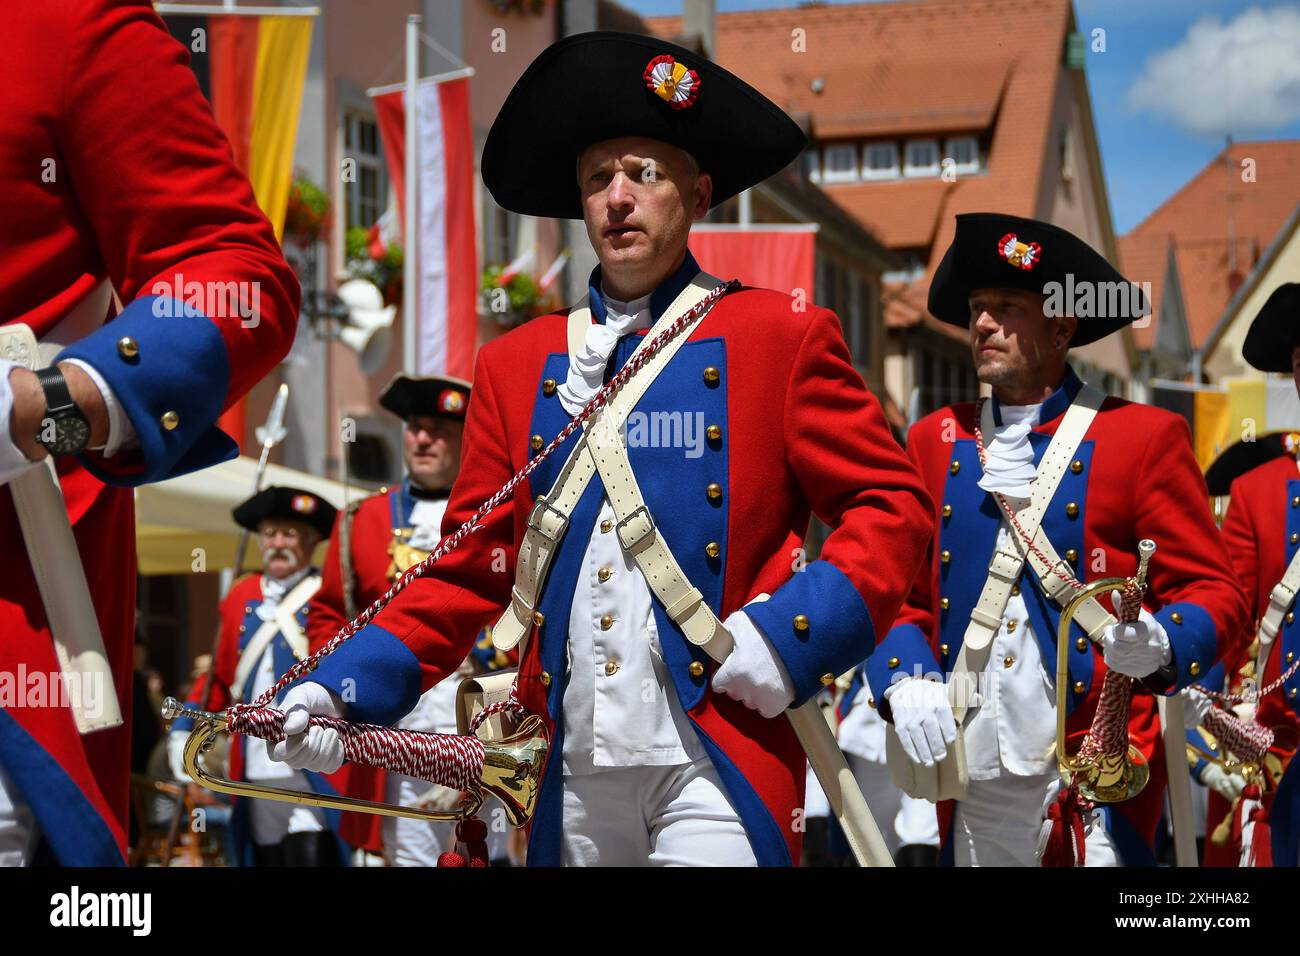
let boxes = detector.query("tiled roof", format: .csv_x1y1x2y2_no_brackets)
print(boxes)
1120,140,1300,350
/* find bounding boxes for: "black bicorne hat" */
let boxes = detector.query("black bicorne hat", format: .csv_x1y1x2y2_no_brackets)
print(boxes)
233,486,337,539
1242,283,1300,374
481,31,807,219
929,213,1148,346
378,374,471,422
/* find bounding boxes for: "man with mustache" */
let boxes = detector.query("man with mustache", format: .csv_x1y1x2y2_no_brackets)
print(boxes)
168,486,343,866
307,374,511,866
265,32,933,866
866,213,1247,865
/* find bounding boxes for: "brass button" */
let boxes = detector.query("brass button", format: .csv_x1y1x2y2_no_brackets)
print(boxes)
1291,532,1299,545
706,424,722,441
1006,619,1017,633
540,671,552,687
867,697,876,709
1073,680,1086,695
597,567,612,583
1003,655,1015,668
793,614,810,632
940,643,950,656
116,336,139,359
238,624,246,634
1011,584,1020,596
601,519,613,533
530,434,544,452
1293,496,1299,508
1291,688,1298,700
244,606,252,614
942,504,952,519
940,550,951,564
1287,652,1295,664
887,656,900,669
689,661,705,678
1288,613,1295,625
541,378,557,396
604,659,619,677
161,410,180,430
703,366,720,385
1071,459,1083,474
1065,502,1079,519
820,673,835,687
940,597,950,610
533,611,545,627
949,460,961,475
1171,612,1183,625
1076,637,1088,652
705,541,721,559
1065,549,1077,563
600,614,614,630
706,483,722,501
1189,661,1201,676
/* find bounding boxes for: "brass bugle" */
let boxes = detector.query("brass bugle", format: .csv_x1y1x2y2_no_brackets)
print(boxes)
1054,539,1156,803
161,697,548,827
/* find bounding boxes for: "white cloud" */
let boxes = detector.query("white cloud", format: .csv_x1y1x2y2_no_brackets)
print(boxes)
1127,5,1300,136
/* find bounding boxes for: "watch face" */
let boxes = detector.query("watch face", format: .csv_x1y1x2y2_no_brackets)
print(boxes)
40,413,91,456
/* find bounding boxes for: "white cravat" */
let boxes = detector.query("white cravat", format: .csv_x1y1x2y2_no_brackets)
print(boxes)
978,402,1042,498
556,289,652,417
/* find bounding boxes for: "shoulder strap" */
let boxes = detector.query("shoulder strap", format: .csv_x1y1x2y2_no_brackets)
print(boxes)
492,272,724,652
231,575,321,701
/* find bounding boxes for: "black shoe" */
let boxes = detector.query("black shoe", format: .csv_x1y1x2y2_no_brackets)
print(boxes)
894,843,938,867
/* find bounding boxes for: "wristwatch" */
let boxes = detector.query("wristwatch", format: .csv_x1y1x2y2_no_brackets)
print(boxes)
34,367,92,457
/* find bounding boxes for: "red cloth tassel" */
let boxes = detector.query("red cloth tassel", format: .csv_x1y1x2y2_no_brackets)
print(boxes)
1041,785,1089,867
436,816,489,868
1241,784,1273,868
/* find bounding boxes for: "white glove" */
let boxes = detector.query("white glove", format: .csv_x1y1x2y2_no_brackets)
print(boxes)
265,681,346,773
167,729,192,783
712,609,796,719
1100,591,1172,679
884,677,958,767
1200,763,1247,801
1184,686,1213,726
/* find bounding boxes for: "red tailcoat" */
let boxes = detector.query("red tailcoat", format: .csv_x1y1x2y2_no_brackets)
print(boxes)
0,2,298,864
1211,454,1300,865
867,370,1249,864
305,256,934,865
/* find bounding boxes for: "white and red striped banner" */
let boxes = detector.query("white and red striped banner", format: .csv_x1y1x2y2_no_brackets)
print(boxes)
374,77,476,379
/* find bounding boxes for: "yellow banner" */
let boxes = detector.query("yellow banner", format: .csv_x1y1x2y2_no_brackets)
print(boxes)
249,16,313,242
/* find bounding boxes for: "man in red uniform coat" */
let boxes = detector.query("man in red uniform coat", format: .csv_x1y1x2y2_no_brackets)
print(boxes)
1207,283,1300,865
0,1,298,865
169,487,344,866
867,214,1248,865
268,32,932,866
309,374,508,865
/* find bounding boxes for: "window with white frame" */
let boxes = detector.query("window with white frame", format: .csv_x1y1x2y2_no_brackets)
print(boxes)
822,143,860,183
903,138,940,177
862,142,900,180
803,148,822,184
343,111,388,230
945,136,979,174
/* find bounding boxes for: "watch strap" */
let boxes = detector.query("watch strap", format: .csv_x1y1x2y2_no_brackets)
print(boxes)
36,366,76,412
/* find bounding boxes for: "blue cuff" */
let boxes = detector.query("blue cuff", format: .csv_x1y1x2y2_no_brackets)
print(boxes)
55,296,236,486
866,623,941,722
744,560,875,706
171,715,196,734
1157,602,1219,694
307,625,424,726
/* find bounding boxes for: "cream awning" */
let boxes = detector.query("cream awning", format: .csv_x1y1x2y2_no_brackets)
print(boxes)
134,456,354,576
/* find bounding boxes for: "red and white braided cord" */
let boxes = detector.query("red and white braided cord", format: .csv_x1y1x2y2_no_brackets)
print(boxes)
227,706,485,791
223,281,737,780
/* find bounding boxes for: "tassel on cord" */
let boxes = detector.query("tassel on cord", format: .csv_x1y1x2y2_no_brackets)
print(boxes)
437,817,490,868
1040,785,1091,867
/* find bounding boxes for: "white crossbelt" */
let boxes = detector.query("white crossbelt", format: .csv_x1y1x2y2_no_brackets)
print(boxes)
0,319,122,735
491,272,724,653
229,575,319,702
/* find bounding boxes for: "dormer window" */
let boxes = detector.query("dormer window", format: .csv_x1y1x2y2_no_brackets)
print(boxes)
822,143,860,183
904,139,940,177
945,136,979,174
863,142,900,180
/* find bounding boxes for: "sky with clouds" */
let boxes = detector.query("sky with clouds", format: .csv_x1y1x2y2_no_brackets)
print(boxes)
620,0,1300,234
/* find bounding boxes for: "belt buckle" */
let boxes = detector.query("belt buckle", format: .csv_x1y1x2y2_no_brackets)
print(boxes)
528,497,569,543
615,505,655,552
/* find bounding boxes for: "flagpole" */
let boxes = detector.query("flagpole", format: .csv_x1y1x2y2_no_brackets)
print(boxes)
403,13,420,373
